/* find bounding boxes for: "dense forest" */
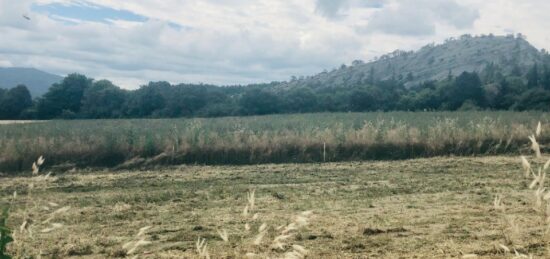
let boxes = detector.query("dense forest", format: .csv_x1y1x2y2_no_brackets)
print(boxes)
2,34,550,119
0,62,549,120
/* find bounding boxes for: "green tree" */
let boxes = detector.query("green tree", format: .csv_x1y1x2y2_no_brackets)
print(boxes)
240,88,280,115
80,80,127,118
445,72,485,110
37,74,92,118
510,63,522,77
162,85,209,117
514,88,550,111
367,67,375,85
494,77,526,109
0,85,32,119
316,88,349,112
349,87,377,111
124,82,166,117
197,87,238,117
414,88,441,110
542,64,550,90
405,72,414,82
527,63,539,88
282,87,318,113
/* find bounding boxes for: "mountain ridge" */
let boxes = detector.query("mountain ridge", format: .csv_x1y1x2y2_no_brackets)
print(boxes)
0,67,63,97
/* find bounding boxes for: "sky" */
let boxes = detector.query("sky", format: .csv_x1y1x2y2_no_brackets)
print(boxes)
0,0,550,89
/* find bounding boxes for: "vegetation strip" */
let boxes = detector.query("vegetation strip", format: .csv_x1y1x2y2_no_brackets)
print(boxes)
0,112,548,173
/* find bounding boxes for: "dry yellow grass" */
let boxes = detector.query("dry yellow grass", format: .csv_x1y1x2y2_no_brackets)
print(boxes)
0,120,43,125
0,156,545,258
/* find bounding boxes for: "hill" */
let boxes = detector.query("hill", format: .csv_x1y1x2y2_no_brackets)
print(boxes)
281,34,545,89
0,67,62,97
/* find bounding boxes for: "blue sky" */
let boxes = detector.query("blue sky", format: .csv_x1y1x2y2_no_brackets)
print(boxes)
32,2,147,24
0,0,549,89
30,2,186,29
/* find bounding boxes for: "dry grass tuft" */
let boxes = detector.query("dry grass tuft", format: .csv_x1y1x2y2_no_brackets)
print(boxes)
528,135,541,158
493,195,504,212
8,156,71,257
193,189,314,258
521,156,532,178
196,237,210,259
216,229,228,242
490,121,550,257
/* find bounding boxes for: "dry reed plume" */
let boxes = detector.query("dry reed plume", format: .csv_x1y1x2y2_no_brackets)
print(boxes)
489,121,550,258
122,226,152,256
196,237,210,259
198,189,313,258
7,156,70,257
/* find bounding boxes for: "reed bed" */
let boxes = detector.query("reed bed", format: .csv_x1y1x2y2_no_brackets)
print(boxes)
0,111,549,173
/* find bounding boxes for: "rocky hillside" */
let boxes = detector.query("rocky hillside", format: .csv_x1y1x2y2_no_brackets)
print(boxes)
281,34,544,89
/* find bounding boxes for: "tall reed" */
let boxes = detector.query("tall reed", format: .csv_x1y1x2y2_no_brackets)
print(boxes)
0,112,548,172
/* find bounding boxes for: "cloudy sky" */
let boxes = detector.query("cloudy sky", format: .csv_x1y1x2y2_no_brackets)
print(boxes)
0,0,549,89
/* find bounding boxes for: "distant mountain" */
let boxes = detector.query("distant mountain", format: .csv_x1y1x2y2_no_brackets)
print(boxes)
281,34,545,89
0,67,62,97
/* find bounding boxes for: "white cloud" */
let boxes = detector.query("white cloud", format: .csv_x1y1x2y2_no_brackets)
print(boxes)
0,59,13,67
363,0,479,36
315,0,349,19
315,0,386,19
0,0,548,89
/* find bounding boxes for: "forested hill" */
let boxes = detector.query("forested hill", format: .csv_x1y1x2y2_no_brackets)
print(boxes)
0,67,62,97
2,34,550,120
281,34,544,89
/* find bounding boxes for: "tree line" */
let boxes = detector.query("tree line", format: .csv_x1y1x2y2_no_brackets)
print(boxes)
2,62,550,120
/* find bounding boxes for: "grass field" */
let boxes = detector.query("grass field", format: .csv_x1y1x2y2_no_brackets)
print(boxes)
0,111,549,173
0,156,545,258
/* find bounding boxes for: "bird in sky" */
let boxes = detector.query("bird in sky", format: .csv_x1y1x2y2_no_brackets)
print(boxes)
22,14,31,21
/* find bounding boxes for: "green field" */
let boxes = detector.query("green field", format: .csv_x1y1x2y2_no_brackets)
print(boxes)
0,111,549,173
0,156,545,258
